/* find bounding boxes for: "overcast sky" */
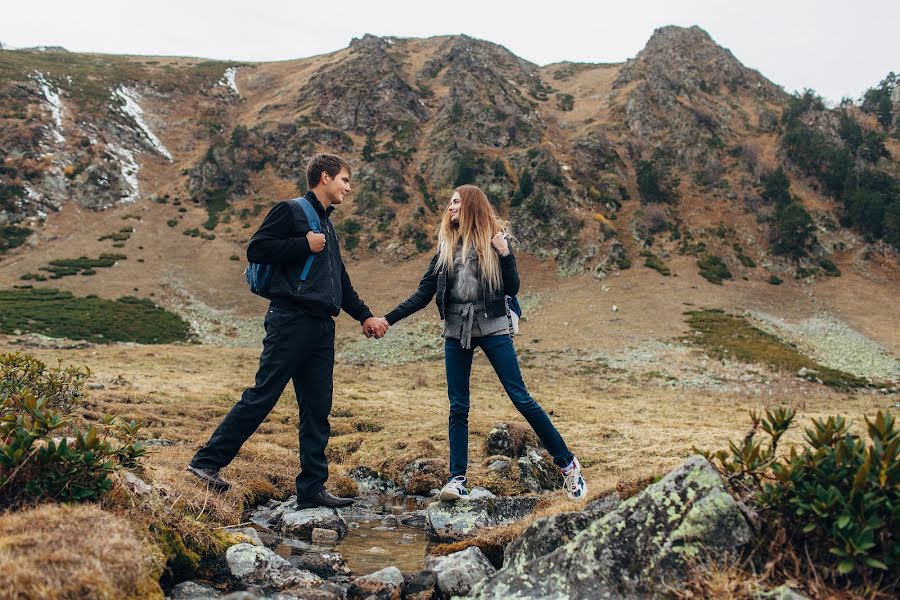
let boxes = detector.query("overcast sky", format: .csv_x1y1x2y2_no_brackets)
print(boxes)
2,0,896,103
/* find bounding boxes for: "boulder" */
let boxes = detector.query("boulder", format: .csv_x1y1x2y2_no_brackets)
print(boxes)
403,570,438,600
250,497,294,529
517,447,562,493
756,585,811,600
170,581,220,599
286,552,350,579
484,423,538,458
403,459,448,495
426,496,540,542
279,507,348,542
226,527,264,547
348,466,401,495
346,565,405,599
503,494,620,571
470,456,752,599
425,546,496,597
225,543,322,591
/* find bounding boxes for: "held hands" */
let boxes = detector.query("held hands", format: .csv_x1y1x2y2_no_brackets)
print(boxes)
362,316,389,339
491,232,509,256
307,231,326,254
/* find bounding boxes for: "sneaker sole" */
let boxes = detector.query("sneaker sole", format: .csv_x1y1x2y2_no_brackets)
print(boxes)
439,490,467,501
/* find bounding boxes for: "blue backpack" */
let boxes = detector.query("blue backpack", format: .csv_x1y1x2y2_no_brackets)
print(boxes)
245,197,320,299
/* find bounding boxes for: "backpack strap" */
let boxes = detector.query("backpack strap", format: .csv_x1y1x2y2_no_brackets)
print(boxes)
294,197,321,282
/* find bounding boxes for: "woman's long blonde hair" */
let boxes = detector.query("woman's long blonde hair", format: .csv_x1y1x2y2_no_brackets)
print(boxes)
436,184,509,291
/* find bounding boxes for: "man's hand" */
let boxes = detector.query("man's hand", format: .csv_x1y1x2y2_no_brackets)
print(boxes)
307,231,326,253
362,317,389,339
491,232,509,256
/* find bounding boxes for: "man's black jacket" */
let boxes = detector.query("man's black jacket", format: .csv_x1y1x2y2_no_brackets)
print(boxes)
247,191,373,323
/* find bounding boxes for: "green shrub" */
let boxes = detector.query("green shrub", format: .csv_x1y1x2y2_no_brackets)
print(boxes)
640,251,671,276
0,288,191,344
0,352,147,506
167,219,178,227
0,225,32,254
556,93,575,111
697,254,732,284
818,257,841,277
768,274,783,285
636,158,679,204
700,409,898,577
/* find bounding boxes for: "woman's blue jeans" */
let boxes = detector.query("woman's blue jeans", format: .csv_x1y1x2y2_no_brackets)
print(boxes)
444,334,574,478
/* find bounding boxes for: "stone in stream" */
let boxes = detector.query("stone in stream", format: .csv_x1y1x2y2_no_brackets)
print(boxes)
278,507,348,542
170,580,220,599
287,552,350,579
225,543,322,591
403,570,438,600
425,496,540,542
469,456,752,599
311,527,340,544
345,565,405,599
425,546,496,597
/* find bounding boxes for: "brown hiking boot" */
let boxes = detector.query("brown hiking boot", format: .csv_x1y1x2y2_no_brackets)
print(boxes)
187,465,231,491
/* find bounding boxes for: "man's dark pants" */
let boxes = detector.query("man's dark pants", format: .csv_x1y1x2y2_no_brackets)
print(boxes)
190,305,335,498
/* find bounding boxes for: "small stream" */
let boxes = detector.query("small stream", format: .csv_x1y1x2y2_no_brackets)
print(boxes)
255,494,431,577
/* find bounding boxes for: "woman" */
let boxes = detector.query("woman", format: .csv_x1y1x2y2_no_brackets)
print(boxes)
378,185,587,501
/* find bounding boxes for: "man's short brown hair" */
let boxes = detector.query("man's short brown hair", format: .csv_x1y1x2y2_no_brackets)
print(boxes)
306,153,352,189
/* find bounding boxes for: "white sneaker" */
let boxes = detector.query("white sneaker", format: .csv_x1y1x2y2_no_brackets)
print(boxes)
562,457,587,500
439,476,469,501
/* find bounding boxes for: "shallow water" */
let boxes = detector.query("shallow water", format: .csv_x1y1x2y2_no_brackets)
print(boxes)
272,494,431,576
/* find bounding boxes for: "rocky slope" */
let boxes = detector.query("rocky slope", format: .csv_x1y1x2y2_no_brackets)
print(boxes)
0,26,897,281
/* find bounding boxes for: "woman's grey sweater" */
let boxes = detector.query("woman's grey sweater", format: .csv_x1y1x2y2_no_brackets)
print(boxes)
443,244,510,348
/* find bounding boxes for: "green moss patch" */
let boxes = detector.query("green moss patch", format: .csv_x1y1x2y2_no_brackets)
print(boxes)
684,309,866,388
0,287,192,344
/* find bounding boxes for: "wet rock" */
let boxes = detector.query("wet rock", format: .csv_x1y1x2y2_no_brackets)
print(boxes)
221,593,259,600
402,459,449,495
396,510,428,528
346,565,405,599
470,456,752,599
517,447,562,493
403,570,437,600
425,546,496,597
287,552,350,579
170,580,220,599
484,423,538,458
426,496,540,542
503,494,620,570
279,507,348,542
251,497,294,528
348,466,401,495
311,528,340,544
225,543,322,591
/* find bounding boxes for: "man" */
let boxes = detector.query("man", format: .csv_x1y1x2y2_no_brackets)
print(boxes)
187,153,387,509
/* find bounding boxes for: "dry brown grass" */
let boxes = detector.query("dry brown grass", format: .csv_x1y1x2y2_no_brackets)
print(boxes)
0,503,164,600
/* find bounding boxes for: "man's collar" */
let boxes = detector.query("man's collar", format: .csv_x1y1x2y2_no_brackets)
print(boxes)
304,190,334,216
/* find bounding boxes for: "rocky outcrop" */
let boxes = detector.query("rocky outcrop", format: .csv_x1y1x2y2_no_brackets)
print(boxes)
502,494,620,571
470,456,752,599
425,496,540,542
516,446,562,493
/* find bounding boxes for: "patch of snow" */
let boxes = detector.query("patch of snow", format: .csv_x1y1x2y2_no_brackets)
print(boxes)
106,143,140,202
219,67,240,95
112,86,173,160
34,72,65,144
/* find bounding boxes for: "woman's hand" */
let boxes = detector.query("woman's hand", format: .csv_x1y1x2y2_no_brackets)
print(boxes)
491,232,509,256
